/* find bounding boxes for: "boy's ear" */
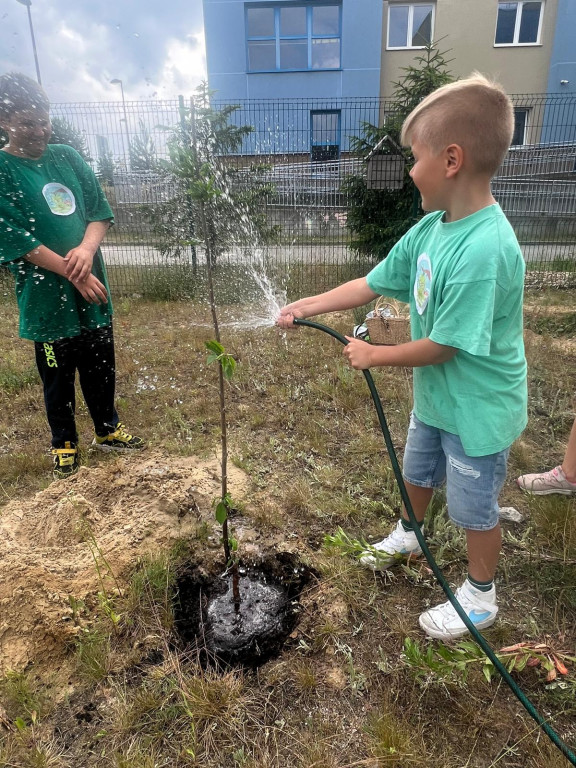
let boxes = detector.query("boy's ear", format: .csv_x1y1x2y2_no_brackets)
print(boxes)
444,143,464,177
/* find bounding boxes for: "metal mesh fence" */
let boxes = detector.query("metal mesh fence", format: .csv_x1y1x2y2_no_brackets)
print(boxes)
47,93,576,296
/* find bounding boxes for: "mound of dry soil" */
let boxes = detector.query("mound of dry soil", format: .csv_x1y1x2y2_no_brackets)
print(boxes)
0,451,248,673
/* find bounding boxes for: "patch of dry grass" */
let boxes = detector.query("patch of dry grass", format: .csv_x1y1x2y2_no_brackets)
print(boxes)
0,287,575,767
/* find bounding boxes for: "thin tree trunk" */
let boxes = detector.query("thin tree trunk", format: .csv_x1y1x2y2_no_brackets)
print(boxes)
200,201,240,609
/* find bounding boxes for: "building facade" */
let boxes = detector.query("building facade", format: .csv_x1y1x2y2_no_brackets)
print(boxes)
202,0,383,101
203,0,575,152
202,0,383,157
380,0,559,99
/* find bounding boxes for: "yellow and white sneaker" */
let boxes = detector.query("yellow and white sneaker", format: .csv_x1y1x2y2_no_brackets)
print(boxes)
92,423,145,452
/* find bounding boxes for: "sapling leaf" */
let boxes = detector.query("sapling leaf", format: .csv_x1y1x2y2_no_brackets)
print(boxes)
222,355,236,380
206,352,219,365
205,340,224,355
215,501,228,525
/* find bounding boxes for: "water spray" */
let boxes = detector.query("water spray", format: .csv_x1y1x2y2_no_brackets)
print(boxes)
293,316,576,766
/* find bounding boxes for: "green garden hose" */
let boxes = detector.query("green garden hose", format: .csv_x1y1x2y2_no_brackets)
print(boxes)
294,316,576,766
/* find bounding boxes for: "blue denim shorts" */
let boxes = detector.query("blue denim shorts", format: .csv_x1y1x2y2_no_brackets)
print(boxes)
402,413,510,531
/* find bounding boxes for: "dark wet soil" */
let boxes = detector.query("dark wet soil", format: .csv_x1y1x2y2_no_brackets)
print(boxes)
174,551,314,666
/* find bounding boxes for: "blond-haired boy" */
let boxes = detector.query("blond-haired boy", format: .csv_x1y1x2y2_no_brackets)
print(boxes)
278,73,527,640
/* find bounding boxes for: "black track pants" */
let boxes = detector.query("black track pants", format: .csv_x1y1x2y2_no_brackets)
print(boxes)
34,325,119,448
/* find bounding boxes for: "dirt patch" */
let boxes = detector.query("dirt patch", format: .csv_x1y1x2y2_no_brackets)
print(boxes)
174,552,314,666
0,451,249,673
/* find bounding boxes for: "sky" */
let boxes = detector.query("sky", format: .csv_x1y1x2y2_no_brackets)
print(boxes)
0,0,207,103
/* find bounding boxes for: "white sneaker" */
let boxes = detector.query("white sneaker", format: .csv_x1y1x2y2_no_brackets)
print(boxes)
419,579,498,640
359,519,422,571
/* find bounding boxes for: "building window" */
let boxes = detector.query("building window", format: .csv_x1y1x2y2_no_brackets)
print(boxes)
511,108,529,145
246,4,341,72
387,3,434,49
495,2,543,46
310,110,340,161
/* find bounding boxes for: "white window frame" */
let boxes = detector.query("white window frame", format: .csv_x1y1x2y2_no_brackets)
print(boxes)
494,1,544,47
386,3,435,50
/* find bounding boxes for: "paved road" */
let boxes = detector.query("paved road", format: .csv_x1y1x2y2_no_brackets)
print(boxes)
101,242,576,266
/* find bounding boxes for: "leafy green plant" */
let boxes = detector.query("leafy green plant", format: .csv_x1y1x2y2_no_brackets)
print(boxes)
145,81,278,267
0,671,49,724
76,627,112,682
324,525,421,570
402,636,576,686
344,44,453,262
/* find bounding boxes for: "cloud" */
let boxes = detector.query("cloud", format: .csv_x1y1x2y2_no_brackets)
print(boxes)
155,34,206,98
0,0,206,102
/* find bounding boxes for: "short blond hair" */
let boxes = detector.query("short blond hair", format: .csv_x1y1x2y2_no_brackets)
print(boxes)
400,72,514,177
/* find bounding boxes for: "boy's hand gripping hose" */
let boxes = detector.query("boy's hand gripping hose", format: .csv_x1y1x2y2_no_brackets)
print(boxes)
293,316,576,766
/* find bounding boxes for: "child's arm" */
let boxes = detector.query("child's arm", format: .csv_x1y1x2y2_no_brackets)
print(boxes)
343,336,457,370
24,244,108,304
277,277,378,328
63,219,112,281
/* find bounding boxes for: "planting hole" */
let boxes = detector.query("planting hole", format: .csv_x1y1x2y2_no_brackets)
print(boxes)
174,552,314,667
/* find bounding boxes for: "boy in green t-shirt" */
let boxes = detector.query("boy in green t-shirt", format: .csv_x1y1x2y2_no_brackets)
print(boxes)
278,73,527,640
0,72,144,479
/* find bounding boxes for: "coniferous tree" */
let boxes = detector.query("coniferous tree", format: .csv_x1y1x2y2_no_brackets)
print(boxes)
129,119,157,171
97,150,115,186
150,81,278,265
48,116,92,161
344,45,453,262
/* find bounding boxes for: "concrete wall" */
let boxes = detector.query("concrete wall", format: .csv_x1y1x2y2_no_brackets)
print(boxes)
380,0,558,98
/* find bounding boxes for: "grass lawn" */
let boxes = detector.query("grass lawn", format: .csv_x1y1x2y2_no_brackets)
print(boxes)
0,287,574,768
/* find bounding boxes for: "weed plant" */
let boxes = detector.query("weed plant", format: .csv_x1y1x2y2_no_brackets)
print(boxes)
0,289,574,767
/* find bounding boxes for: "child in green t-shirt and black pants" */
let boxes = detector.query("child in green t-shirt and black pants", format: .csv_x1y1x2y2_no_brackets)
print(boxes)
278,73,527,641
0,72,144,479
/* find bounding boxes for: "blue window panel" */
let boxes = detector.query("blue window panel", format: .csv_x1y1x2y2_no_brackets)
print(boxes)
412,5,433,45
247,7,275,37
246,3,341,72
512,108,528,145
313,5,339,35
312,38,340,69
280,6,307,35
495,1,542,45
311,110,341,160
389,5,410,47
518,1,541,42
248,40,277,71
496,3,518,43
280,39,308,69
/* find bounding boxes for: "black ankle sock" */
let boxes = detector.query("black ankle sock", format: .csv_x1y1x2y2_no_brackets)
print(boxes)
467,575,493,592
401,517,424,533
